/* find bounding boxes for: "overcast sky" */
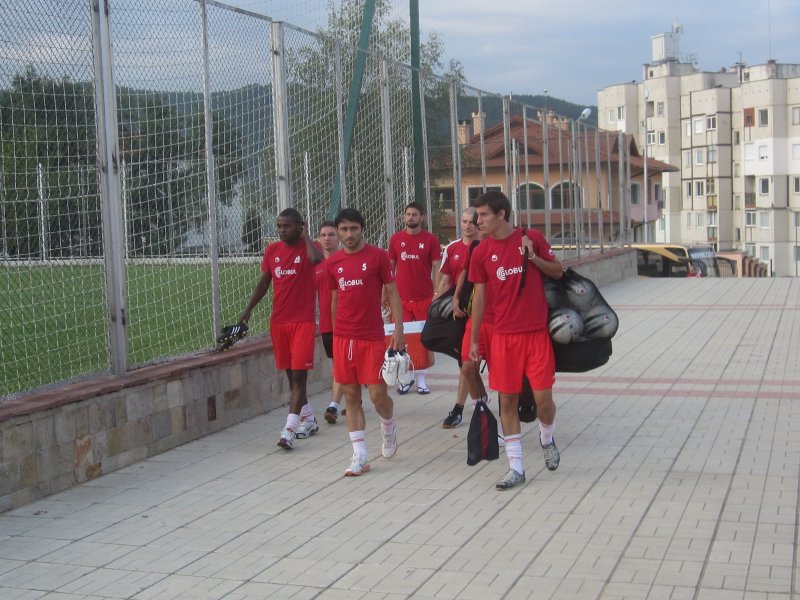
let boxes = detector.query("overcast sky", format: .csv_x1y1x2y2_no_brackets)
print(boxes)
223,0,799,107
420,0,799,105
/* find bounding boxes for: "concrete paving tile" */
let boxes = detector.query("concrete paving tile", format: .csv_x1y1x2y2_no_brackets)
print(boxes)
55,568,167,598
0,562,94,592
131,574,242,600
0,537,71,561
0,589,47,600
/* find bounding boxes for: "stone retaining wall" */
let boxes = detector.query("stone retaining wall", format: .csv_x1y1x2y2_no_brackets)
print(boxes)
0,247,636,512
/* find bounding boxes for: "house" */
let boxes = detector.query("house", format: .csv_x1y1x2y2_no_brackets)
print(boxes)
430,111,677,243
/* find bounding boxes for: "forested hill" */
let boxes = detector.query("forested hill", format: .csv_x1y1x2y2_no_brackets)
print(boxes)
457,94,598,128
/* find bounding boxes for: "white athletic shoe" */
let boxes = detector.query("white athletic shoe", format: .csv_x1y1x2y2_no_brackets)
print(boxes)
295,417,319,439
381,349,413,387
277,427,295,449
382,427,398,458
345,453,371,476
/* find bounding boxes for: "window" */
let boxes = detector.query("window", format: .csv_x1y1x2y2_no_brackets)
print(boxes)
759,145,768,160
516,183,545,210
759,246,769,261
617,106,625,120
793,106,800,125
686,182,693,198
706,115,717,130
707,179,716,195
686,212,693,228
708,211,718,226
793,144,800,159
695,149,705,165
695,180,705,197
694,118,704,134
684,150,692,166
745,242,755,255
795,245,800,262
659,217,665,231
744,108,755,127
630,183,640,205
607,109,616,124
796,212,800,227
654,183,662,203
467,185,502,205
685,122,692,137
745,211,757,226
646,130,656,146
759,178,770,195
658,131,666,145
744,143,755,161
696,212,705,227
759,211,769,228
657,102,664,116
758,109,769,126
794,177,800,193
734,131,740,145
433,187,455,210
707,146,717,163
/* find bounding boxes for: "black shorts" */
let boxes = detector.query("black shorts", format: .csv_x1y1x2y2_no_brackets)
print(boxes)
322,332,334,359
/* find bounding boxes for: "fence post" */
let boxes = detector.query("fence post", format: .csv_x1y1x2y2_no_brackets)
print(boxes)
542,107,551,241
448,78,463,238
379,59,395,236
478,92,487,192
91,0,128,375
503,96,511,202
334,41,347,209
522,105,532,230
0,170,6,256
36,163,48,260
595,127,603,251
271,21,292,211
418,73,432,220
199,0,221,340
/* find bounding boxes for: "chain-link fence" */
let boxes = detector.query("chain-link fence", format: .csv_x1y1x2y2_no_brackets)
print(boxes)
1,0,635,400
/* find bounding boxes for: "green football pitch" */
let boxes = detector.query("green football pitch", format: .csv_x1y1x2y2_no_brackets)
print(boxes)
0,262,270,399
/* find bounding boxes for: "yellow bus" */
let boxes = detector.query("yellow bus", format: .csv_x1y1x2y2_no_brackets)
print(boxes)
632,244,735,277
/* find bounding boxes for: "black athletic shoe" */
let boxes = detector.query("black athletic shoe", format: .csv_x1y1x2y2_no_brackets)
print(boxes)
442,410,463,429
324,406,338,424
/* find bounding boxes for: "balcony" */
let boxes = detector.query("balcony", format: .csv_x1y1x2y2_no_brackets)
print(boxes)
744,193,756,208
707,226,718,242
706,195,718,209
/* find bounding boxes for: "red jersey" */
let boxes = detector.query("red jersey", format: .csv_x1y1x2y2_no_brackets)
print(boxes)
326,244,394,341
388,230,441,301
261,240,317,325
468,228,556,334
440,239,472,290
315,256,334,334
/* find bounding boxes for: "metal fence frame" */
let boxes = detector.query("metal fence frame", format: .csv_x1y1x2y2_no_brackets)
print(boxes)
0,0,633,400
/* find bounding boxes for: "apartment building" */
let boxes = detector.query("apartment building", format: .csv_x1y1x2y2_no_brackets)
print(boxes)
598,25,800,276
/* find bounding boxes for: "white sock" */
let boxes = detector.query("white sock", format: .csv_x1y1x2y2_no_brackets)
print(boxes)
350,430,367,459
380,417,396,435
416,371,427,389
300,403,314,420
497,420,504,439
505,434,523,475
286,413,301,431
328,401,339,409
539,421,555,446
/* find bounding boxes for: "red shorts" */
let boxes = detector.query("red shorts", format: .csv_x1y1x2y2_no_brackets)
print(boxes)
270,322,315,371
461,319,494,365
333,336,385,385
489,329,555,393
401,297,433,322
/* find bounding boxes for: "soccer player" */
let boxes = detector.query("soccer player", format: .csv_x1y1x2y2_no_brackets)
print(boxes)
327,208,405,476
315,221,344,424
239,208,323,449
437,207,487,428
388,201,441,395
469,191,563,490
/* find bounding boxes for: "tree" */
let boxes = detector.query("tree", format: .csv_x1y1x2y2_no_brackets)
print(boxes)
0,68,242,258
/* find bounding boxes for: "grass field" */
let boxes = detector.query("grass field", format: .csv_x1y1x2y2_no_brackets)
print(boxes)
0,261,270,399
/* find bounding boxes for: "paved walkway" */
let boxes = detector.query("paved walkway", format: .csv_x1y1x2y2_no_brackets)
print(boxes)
1,277,799,600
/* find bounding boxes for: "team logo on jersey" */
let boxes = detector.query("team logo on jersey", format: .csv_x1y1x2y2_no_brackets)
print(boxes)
294,256,301,264
401,242,406,247
338,277,364,290
274,257,280,263
495,265,524,281
491,254,498,262
453,254,460,261
419,243,425,249
337,267,344,274
275,267,297,279
400,251,420,261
